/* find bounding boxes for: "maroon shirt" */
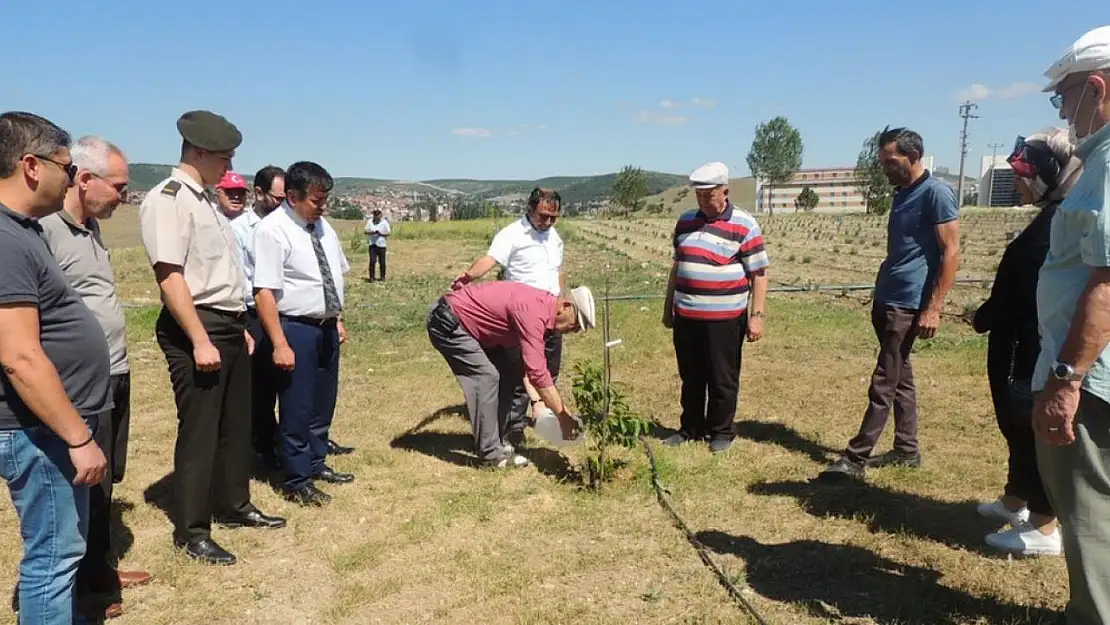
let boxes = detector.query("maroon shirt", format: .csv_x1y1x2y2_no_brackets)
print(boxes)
445,281,556,389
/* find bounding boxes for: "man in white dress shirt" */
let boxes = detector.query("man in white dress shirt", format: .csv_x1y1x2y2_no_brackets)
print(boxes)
230,165,285,470
253,161,352,507
451,187,565,448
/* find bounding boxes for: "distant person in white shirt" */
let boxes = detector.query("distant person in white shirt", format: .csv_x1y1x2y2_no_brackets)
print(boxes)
252,161,352,508
451,187,566,449
230,165,286,470
364,208,391,282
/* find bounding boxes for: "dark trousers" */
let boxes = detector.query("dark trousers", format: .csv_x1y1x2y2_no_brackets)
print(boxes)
672,313,747,441
76,373,130,600
503,333,563,435
246,308,278,459
276,317,340,489
845,303,920,463
369,246,386,280
155,307,253,544
986,330,1053,516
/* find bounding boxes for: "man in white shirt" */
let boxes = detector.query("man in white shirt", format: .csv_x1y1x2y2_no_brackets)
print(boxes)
451,187,566,448
230,165,285,470
253,161,352,507
364,208,391,282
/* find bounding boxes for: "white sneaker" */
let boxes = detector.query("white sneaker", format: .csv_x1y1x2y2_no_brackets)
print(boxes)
985,521,1063,556
977,499,1030,527
485,453,531,469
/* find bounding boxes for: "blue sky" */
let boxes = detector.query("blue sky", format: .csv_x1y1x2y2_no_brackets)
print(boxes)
3,1,1101,181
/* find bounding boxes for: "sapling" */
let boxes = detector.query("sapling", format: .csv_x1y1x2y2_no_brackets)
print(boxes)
571,360,653,490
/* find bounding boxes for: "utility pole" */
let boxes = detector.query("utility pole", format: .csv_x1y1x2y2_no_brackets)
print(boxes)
956,101,979,208
985,141,1004,207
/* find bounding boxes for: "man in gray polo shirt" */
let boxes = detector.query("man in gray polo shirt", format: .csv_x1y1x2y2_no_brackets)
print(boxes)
0,111,110,625
40,136,152,620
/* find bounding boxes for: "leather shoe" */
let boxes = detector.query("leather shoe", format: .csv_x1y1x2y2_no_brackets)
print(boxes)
282,483,332,507
177,538,236,566
314,466,354,484
327,439,355,455
216,509,287,529
118,570,153,589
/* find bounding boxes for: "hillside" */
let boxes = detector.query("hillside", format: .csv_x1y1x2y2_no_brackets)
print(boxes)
127,163,685,205
641,176,758,215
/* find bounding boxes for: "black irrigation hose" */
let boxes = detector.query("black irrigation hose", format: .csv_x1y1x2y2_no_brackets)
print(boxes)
640,438,772,625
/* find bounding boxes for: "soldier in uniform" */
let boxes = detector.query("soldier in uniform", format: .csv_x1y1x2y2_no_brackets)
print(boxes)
138,111,286,566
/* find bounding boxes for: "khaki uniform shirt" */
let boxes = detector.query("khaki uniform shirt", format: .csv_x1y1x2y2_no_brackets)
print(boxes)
138,167,247,312
39,210,129,375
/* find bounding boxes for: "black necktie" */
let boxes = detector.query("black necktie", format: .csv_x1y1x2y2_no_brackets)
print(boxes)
307,222,342,317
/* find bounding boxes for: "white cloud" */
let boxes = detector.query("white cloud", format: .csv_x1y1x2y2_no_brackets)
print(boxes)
451,128,492,137
637,110,688,126
660,99,681,109
691,97,718,109
952,81,1042,103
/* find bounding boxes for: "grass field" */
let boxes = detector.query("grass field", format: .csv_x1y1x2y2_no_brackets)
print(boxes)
0,209,1069,625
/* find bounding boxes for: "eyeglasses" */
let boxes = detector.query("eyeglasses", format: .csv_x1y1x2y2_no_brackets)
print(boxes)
1050,93,1064,109
31,154,77,183
90,172,128,195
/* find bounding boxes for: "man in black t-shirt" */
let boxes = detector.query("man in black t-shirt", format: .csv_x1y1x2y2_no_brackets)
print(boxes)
0,111,111,625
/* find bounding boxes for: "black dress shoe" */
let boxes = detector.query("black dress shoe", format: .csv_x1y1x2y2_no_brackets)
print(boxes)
11,584,17,613
177,538,236,566
314,466,355,484
216,509,287,529
327,439,355,455
282,483,332,507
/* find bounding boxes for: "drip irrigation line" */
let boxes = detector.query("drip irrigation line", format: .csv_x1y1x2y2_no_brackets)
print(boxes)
640,438,772,625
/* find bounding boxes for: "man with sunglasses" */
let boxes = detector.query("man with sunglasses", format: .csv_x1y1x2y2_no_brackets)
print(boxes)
0,112,111,625
232,165,286,471
139,111,286,567
1034,25,1110,625
38,136,152,619
451,187,566,450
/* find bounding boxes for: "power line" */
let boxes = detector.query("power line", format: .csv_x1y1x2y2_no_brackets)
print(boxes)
956,101,980,207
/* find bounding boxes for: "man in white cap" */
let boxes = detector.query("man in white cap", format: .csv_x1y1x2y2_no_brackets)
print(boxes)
661,161,769,454
426,280,593,468
1032,25,1110,625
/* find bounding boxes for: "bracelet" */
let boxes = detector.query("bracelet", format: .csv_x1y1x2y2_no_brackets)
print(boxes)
67,433,94,449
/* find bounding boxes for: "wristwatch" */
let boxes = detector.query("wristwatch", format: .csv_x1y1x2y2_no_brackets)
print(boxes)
1052,360,1085,382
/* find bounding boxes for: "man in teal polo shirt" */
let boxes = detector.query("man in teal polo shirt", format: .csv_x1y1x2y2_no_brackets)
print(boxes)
1032,25,1110,625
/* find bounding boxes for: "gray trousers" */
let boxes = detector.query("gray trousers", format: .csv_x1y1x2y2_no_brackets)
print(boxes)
426,299,521,462
1037,390,1110,625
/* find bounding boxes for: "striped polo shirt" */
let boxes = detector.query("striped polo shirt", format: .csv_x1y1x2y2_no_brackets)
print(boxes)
672,204,769,320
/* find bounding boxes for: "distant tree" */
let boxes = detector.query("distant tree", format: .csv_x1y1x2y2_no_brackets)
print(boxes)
795,186,819,212
612,165,648,216
854,130,894,216
413,196,437,221
747,116,804,216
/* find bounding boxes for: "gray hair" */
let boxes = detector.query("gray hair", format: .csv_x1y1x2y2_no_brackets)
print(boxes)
1024,127,1083,204
0,111,71,179
70,136,125,177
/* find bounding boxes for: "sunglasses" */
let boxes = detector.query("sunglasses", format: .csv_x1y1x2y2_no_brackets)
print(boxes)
31,153,77,183
90,172,128,194
1006,135,1060,187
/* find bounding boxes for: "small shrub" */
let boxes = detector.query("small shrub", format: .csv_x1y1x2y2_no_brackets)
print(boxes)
802,256,813,264
571,360,653,490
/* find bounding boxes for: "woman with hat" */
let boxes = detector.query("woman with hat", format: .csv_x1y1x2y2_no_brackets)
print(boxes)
972,127,1083,556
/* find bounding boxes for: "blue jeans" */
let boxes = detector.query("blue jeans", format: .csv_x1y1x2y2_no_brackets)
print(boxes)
1,422,92,625
276,319,340,489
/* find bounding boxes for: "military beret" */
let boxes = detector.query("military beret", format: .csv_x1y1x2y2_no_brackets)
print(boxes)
176,110,242,152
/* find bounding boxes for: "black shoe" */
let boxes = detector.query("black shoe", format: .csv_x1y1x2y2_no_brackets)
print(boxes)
327,439,355,455
11,584,17,613
866,449,922,469
177,538,236,565
282,483,332,507
709,437,734,454
314,466,355,484
662,431,696,447
818,457,866,481
216,509,287,529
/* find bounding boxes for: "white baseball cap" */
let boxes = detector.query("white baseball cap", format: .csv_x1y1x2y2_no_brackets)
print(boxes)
568,286,596,330
689,161,729,189
1042,25,1110,93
